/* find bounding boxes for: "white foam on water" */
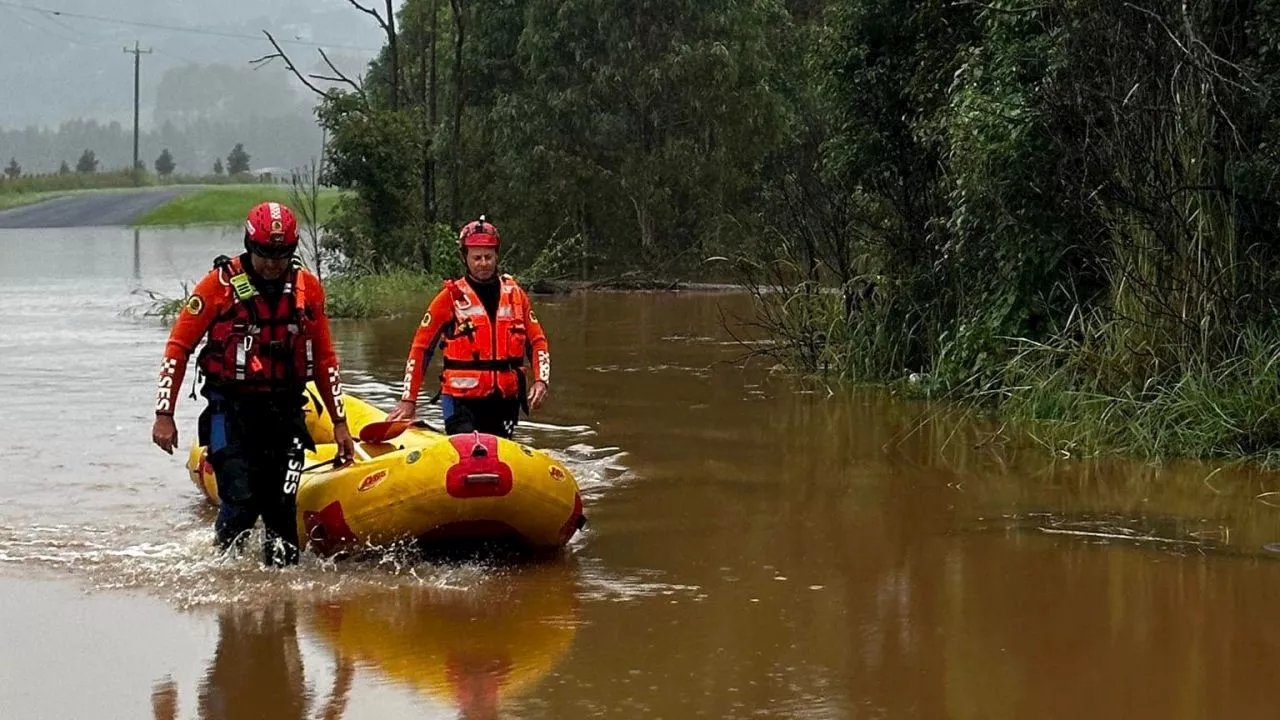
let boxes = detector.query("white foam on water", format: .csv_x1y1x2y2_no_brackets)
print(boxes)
0,423,642,606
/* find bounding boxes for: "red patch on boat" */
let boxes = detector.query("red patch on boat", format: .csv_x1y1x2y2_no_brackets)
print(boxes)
302,500,359,555
445,433,513,498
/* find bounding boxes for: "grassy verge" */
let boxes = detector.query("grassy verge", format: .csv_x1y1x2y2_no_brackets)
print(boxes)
132,185,344,227
0,183,187,210
0,190,68,210
0,185,190,207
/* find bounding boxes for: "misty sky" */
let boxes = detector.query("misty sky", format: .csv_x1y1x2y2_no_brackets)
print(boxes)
0,0,399,129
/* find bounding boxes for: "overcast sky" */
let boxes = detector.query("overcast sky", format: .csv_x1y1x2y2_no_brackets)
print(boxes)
0,0,397,129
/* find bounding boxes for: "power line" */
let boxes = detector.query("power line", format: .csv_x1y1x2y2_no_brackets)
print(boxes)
29,1,95,40
0,0,382,52
0,4,89,46
20,1,242,65
2,4,222,70
7,3,190,65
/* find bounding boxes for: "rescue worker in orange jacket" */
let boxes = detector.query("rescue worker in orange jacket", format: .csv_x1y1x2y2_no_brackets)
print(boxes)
386,216,550,438
150,201,355,567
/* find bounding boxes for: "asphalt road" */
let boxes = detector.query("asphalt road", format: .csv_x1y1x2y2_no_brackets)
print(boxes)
0,187,195,228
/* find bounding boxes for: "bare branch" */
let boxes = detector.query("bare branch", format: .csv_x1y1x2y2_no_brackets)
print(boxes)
1121,2,1257,94
317,48,365,98
347,0,390,32
257,31,333,98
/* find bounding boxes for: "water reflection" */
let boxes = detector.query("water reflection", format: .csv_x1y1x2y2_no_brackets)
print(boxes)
199,603,311,719
304,561,579,719
147,560,579,720
151,601,324,720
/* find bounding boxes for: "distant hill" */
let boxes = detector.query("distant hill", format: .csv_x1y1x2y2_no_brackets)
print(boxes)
0,0,384,129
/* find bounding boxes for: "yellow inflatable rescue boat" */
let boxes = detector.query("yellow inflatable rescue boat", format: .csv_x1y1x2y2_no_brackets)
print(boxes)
186,385,586,556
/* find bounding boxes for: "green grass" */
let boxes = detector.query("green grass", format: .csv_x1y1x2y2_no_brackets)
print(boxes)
325,270,441,319
971,324,1280,465
128,283,191,325
132,185,345,227
749,275,1280,466
136,270,439,323
0,190,67,210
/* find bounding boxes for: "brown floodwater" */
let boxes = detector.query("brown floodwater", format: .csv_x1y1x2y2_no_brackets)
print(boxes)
2,227,1280,719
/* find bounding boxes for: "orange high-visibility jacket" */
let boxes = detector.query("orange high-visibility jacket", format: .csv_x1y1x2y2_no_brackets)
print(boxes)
400,275,550,403
154,255,347,422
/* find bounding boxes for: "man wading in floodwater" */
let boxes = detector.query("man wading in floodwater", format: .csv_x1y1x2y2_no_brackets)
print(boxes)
386,215,551,438
149,201,355,566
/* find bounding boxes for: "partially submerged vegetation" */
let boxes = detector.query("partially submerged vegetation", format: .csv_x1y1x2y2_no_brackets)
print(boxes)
991,328,1280,464
139,270,439,323
728,0,1280,465
323,270,438,319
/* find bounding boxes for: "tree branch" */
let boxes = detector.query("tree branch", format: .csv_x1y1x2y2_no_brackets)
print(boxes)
1121,2,1258,94
310,73,354,84
347,0,391,32
317,48,366,98
254,31,333,98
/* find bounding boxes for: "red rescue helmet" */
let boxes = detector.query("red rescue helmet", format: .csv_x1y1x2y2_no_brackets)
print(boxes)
458,215,501,251
243,201,298,259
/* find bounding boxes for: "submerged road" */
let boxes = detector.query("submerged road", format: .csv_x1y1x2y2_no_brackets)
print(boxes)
0,187,193,228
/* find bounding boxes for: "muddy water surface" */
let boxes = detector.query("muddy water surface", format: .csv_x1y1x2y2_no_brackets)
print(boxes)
1,227,1279,719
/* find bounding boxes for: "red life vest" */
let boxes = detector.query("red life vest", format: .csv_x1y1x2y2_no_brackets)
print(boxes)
197,256,317,391
440,276,529,399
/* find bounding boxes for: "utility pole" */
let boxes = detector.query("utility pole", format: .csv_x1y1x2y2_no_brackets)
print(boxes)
123,41,152,185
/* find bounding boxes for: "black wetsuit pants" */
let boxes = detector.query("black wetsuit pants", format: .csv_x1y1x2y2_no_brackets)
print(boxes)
199,390,309,566
441,393,521,439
